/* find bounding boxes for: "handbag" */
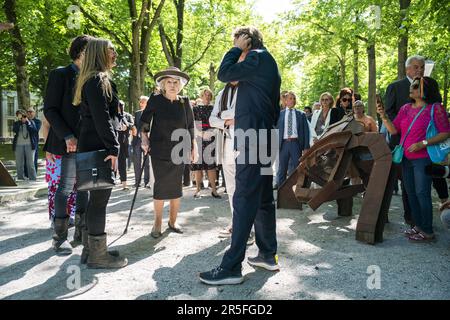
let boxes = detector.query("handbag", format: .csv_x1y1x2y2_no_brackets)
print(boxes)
426,103,450,163
76,149,115,191
392,104,427,164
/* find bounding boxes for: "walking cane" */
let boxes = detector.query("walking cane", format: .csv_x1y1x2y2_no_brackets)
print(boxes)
122,153,148,235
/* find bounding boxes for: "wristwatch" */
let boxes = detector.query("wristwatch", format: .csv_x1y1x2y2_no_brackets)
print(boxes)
422,140,428,146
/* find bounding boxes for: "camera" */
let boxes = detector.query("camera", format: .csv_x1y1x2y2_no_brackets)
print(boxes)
425,164,450,178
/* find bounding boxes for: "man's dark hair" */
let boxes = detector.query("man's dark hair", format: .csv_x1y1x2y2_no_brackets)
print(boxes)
68,35,94,61
233,26,264,50
304,106,312,113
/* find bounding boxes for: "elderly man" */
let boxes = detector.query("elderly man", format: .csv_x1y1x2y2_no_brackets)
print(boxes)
384,55,445,226
200,26,281,285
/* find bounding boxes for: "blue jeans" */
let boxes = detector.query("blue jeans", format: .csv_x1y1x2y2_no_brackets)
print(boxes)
401,157,433,234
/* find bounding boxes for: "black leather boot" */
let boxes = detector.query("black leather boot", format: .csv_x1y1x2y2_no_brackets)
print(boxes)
52,217,72,255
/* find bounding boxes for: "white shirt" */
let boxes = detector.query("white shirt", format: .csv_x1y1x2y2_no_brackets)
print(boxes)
209,87,238,139
284,108,298,139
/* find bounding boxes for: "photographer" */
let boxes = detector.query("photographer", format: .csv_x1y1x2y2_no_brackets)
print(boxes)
12,110,38,181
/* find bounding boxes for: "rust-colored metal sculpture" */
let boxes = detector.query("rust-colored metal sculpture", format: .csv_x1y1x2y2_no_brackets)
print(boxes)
277,115,396,244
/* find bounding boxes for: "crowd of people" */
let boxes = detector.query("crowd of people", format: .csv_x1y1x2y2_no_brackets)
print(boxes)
9,26,450,285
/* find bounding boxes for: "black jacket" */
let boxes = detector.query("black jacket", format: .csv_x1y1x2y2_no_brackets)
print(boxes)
12,120,38,151
43,64,80,156
140,94,194,161
385,77,442,120
78,75,120,157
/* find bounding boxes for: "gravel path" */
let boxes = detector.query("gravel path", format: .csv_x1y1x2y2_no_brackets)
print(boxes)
0,179,449,300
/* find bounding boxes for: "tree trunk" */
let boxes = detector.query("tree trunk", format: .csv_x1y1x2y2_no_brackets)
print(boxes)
174,0,184,69
397,0,411,80
127,0,165,112
209,63,216,93
3,0,30,110
159,0,184,69
353,45,359,93
338,56,346,89
367,43,377,118
444,59,449,109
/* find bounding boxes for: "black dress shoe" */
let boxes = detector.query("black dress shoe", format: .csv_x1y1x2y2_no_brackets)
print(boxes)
168,222,183,234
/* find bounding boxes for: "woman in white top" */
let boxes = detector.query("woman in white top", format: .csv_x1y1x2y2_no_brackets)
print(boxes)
309,92,344,144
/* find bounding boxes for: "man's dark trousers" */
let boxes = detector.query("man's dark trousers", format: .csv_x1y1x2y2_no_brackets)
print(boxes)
277,140,301,186
220,162,277,271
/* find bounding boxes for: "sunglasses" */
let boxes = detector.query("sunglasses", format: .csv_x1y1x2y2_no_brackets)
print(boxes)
341,98,352,103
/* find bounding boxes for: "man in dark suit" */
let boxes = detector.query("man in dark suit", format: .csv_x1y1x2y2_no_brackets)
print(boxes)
276,92,310,186
200,27,281,285
44,35,92,255
384,55,443,226
132,96,151,188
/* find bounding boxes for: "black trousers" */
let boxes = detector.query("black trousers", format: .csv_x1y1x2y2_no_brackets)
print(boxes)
221,163,277,271
433,177,449,200
118,140,129,182
183,164,190,186
132,142,150,186
84,188,112,236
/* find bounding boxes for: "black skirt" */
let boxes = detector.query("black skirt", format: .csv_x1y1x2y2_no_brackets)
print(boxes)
152,157,184,200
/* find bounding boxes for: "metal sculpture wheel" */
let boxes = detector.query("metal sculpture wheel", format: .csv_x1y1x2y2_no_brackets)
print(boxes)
277,115,396,244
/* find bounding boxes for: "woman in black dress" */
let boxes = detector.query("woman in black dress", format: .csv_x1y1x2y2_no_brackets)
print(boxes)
140,67,196,238
73,38,127,269
191,88,221,199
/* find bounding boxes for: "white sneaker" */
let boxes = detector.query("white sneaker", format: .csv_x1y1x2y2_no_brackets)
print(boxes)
219,227,232,238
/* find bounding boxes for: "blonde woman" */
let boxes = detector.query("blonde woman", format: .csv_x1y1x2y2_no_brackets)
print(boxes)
73,38,127,269
309,92,344,143
140,67,196,238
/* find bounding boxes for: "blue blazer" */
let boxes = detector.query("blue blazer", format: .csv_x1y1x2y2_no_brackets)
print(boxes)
218,47,281,159
277,109,310,151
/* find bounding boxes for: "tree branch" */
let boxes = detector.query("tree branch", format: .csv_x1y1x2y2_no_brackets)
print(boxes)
183,27,224,72
158,20,175,66
79,6,131,56
310,21,368,43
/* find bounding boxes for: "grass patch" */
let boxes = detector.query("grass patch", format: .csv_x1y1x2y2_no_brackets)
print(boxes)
0,143,46,162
